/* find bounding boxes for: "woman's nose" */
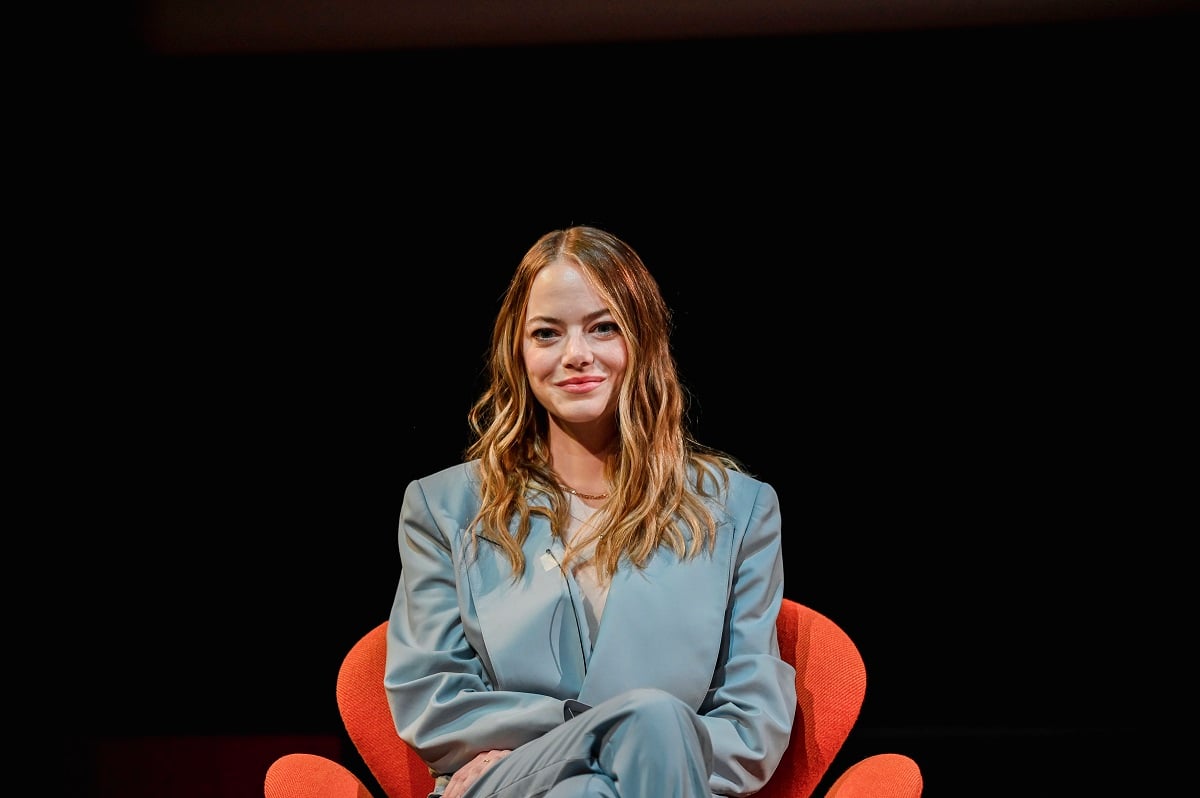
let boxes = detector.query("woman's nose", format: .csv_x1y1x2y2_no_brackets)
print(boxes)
562,333,593,367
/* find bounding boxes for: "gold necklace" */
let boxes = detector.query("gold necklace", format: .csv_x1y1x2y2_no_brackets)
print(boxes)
559,482,610,501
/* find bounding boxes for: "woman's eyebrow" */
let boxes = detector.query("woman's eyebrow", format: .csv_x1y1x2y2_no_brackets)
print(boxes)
525,308,611,326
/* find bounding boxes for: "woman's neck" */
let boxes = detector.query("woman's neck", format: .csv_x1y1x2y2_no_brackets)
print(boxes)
547,424,615,497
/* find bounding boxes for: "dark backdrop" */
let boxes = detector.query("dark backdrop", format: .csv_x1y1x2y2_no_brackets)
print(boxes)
56,12,1192,797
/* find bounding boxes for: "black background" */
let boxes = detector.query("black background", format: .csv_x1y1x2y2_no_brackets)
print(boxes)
53,9,1193,797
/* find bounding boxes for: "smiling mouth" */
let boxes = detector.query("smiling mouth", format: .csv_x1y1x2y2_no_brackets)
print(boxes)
558,378,603,393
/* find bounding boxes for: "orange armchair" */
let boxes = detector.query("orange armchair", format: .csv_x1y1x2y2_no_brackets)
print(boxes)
264,598,922,798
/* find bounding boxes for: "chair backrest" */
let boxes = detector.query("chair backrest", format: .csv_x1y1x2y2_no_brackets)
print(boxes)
338,597,865,798
759,598,866,798
337,621,433,798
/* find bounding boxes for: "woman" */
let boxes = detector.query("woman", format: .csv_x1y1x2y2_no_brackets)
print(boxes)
385,225,795,798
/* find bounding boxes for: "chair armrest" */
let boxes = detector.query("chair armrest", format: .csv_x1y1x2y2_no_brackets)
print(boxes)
265,752,377,798
824,753,923,798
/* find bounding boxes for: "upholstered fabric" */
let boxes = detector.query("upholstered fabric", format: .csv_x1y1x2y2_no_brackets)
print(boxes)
335,621,434,798
264,753,374,798
758,599,868,798
264,598,922,798
825,754,925,798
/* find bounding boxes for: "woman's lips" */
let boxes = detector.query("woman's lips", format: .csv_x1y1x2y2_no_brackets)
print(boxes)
557,378,604,393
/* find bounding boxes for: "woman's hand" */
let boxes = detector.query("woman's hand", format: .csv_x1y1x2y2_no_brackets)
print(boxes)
442,749,512,798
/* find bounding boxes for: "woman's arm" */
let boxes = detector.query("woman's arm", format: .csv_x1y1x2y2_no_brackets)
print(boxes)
700,478,798,795
383,475,566,776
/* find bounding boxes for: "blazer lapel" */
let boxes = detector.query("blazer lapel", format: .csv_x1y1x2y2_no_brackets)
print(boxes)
578,540,731,710
465,505,589,698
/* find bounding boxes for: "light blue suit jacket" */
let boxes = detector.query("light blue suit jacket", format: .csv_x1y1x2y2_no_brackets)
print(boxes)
384,460,796,796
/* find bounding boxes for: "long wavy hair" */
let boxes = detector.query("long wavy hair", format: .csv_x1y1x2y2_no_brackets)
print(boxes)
464,225,741,581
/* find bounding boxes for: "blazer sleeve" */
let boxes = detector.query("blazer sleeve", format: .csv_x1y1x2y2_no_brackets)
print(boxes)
383,474,566,776
700,478,798,796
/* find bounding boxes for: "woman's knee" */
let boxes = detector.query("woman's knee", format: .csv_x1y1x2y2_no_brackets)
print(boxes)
544,772,618,798
614,688,702,734
597,688,713,787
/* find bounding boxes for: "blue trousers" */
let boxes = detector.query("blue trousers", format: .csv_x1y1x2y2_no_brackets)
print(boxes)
462,687,714,798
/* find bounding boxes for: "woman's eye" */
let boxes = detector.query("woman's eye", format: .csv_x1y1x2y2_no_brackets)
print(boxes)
593,321,620,336
531,328,559,341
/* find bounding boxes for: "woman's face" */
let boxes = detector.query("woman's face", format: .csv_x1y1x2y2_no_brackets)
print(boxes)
522,258,628,432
